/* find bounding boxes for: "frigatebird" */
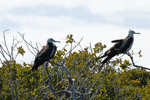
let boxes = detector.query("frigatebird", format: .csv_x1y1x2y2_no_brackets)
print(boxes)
98,30,140,65
31,38,60,71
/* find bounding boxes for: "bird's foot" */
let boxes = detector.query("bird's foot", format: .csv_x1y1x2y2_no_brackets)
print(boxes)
126,52,130,56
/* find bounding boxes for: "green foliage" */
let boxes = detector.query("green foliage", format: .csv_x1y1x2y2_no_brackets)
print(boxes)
138,50,142,57
66,34,75,43
0,34,149,100
120,59,131,69
17,46,25,56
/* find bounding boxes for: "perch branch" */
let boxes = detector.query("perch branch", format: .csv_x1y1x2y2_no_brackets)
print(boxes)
126,53,150,70
44,61,58,99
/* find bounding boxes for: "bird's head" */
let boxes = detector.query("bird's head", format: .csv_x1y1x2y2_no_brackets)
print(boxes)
128,30,140,37
47,38,60,44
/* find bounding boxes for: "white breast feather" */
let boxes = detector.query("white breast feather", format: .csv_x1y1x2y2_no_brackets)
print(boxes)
49,43,56,58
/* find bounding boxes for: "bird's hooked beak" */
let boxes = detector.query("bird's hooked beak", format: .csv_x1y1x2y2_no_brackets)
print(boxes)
129,30,140,35
134,32,140,35
54,40,61,43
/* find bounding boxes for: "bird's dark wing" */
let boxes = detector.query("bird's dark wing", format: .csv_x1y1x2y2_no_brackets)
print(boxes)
119,37,133,53
32,44,54,71
98,43,120,59
36,47,45,57
111,39,123,43
34,44,52,63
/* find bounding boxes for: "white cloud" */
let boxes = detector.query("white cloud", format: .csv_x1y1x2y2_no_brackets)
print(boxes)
0,0,150,68
1,0,150,14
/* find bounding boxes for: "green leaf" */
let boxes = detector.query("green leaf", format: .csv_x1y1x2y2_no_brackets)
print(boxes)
17,46,25,56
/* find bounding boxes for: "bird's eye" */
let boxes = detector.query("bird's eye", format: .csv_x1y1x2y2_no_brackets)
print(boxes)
131,31,135,33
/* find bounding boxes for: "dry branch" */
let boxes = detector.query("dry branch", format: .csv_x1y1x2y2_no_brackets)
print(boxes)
18,32,37,56
126,53,150,70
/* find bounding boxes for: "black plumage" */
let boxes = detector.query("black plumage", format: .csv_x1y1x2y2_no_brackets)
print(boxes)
98,30,140,65
31,38,60,71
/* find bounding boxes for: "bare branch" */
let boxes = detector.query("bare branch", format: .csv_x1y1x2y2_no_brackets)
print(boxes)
14,82,18,100
9,63,14,100
49,61,71,78
34,86,50,100
49,61,77,100
2,29,11,56
0,46,9,64
18,32,37,56
69,78,77,100
64,37,83,57
0,43,11,58
44,62,59,99
126,53,150,70
90,66,107,100
0,58,2,65
21,90,33,99
15,80,24,99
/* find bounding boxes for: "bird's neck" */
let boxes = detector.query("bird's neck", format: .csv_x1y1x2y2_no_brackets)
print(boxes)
48,43,55,47
128,33,134,38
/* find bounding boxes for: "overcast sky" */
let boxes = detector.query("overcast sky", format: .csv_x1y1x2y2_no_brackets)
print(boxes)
0,0,150,68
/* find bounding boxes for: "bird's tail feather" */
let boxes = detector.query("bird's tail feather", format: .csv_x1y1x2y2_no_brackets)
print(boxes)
31,64,39,71
101,56,113,65
97,54,107,60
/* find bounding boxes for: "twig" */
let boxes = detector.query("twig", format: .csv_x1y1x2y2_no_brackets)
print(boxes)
16,80,23,99
69,42,73,57
48,61,77,100
14,81,18,100
30,41,38,54
90,66,107,100
64,37,83,58
18,32,37,56
77,72,92,91
126,53,150,70
49,61,71,78
34,86,50,100
2,29,11,56
0,58,2,65
0,46,9,63
9,63,14,100
21,90,33,99
79,44,83,51
42,65,46,85
0,43,11,58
